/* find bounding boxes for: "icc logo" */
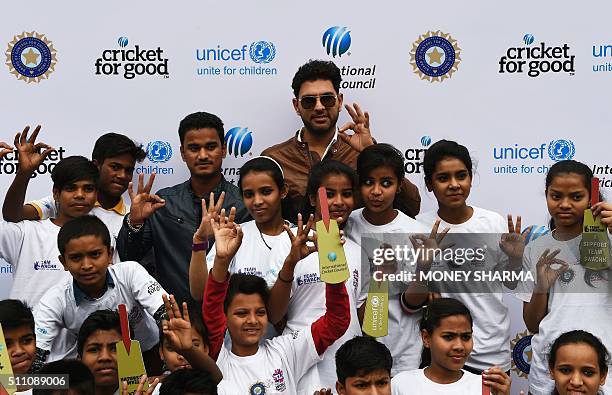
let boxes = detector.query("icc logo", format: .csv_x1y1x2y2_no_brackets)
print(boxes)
547,140,575,161
225,127,253,158
322,26,351,57
249,41,276,63
421,135,432,147
523,34,535,45
146,141,173,163
118,36,129,47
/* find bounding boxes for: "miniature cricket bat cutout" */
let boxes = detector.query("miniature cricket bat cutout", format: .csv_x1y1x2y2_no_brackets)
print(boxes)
580,178,610,270
0,324,16,395
482,375,491,395
316,186,349,284
362,279,389,337
116,304,148,395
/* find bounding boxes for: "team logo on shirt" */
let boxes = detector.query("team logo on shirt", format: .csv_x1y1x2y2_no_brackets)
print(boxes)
296,272,321,286
272,369,286,392
249,382,266,394
146,280,162,295
33,260,60,271
559,267,575,284
511,330,533,377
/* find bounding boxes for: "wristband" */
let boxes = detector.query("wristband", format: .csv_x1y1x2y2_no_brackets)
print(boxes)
126,214,144,233
192,239,208,251
277,270,294,283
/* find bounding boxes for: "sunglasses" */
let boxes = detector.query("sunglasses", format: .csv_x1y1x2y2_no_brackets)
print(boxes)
298,94,337,110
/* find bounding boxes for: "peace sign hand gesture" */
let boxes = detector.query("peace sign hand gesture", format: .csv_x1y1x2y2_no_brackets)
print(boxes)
535,249,568,293
500,215,526,261
128,173,165,226
409,219,450,273
211,207,243,263
285,214,317,267
13,125,55,175
0,141,12,160
338,103,374,153
194,192,225,243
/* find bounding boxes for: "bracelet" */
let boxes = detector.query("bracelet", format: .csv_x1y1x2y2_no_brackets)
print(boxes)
192,239,208,251
277,270,294,283
126,214,144,233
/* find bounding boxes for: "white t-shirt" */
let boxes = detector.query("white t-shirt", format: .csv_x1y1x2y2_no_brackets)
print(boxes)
343,208,429,376
206,220,292,288
416,207,511,371
29,195,126,262
516,233,612,395
33,261,166,359
391,369,481,394
216,327,321,395
0,219,71,307
268,237,362,393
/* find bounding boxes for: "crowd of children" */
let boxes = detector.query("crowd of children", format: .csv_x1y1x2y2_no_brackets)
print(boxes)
1,123,611,395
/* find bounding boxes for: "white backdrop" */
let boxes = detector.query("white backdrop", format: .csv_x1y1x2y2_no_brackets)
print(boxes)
1,1,611,393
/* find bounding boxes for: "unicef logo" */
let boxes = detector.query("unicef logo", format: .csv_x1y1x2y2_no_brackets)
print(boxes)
322,26,351,58
249,382,266,395
225,127,253,158
118,36,129,48
511,332,533,377
523,34,535,45
6,31,57,83
421,135,432,147
547,140,575,161
371,295,380,308
146,141,173,163
249,41,276,64
410,31,461,82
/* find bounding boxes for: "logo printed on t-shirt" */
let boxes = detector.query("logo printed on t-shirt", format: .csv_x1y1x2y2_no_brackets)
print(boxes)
33,259,60,271
239,267,263,277
146,280,161,295
272,369,286,392
296,272,320,286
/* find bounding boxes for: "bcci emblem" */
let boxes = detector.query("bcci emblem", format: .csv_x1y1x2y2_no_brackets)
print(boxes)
410,30,461,82
249,382,266,395
511,330,533,378
249,41,276,64
559,267,575,285
6,31,57,83
146,141,173,163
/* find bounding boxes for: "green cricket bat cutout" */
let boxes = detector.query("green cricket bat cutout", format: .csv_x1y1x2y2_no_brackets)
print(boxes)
362,279,389,337
116,304,148,395
0,323,16,395
580,178,610,270
316,186,349,284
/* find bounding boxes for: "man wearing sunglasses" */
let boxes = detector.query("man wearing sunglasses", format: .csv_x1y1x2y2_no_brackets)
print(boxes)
262,59,421,223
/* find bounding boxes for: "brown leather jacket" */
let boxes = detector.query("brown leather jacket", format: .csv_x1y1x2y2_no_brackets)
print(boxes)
262,131,421,223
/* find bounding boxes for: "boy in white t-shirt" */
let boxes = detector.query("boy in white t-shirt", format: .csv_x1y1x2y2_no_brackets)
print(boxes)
1,129,146,264
33,215,166,367
343,144,432,376
203,211,351,395
334,336,392,395
0,155,99,307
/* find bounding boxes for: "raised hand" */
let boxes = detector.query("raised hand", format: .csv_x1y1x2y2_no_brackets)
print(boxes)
313,389,332,395
499,215,526,260
409,219,450,273
211,207,243,262
121,375,159,395
535,249,568,293
127,173,165,225
284,213,317,266
592,202,612,232
194,191,225,244
337,103,374,152
482,366,512,395
162,294,194,353
13,125,54,174
0,141,12,159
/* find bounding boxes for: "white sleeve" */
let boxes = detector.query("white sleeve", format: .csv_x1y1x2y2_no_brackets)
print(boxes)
27,195,57,220
33,289,65,351
124,263,167,316
205,243,217,268
273,328,321,383
0,220,25,267
263,245,287,288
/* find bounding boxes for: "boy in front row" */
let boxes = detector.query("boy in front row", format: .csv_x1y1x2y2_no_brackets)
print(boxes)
33,216,166,367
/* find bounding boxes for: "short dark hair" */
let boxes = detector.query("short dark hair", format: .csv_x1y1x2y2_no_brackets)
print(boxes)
159,368,218,395
291,59,342,97
357,143,405,184
223,274,269,313
57,215,111,256
422,139,473,183
335,336,393,385
77,310,125,357
33,359,95,395
178,112,224,146
91,133,146,164
549,330,610,377
0,299,34,332
51,156,99,191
